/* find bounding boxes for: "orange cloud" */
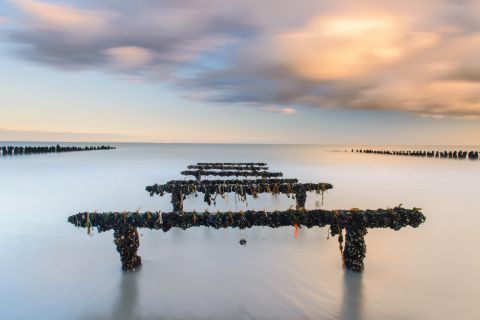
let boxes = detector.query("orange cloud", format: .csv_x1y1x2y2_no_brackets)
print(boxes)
13,0,107,30
0,16,11,25
7,0,480,119
275,14,439,80
239,11,480,118
104,46,155,70
261,106,297,115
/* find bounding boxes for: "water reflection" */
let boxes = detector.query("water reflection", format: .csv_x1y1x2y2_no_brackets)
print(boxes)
339,271,364,320
2,143,480,319
111,271,141,320
77,271,142,320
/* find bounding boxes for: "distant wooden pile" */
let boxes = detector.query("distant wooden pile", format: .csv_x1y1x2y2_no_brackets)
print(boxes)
354,149,479,160
0,144,115,156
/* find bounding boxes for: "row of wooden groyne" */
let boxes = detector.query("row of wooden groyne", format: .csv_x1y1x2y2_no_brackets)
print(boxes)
69,162,426,272
354,149,479,160
0,145,115,156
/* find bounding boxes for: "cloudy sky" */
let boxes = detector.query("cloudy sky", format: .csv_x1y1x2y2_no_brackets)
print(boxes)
1,0,480,144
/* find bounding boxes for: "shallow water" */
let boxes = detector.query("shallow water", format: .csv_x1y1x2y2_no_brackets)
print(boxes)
1,143,479,320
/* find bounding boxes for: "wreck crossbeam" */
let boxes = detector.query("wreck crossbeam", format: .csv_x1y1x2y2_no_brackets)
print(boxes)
181,169,283,179
68,207,426,272
69,162,426,273
148,163,331,211
187,164,269,170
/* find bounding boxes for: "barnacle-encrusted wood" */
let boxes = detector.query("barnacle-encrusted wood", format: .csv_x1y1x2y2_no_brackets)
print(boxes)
113,221,141,270
150,162,331,211
146,181,332,206
71,162,425,273
181,169,283,179
68,207,426,272
187,164,269,170
160,178,300,185
181,162,281,180
197,162,267,166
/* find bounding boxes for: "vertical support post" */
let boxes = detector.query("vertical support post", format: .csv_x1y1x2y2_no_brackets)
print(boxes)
172,186,184,212
113,223,142,271
295,186,307,209
343,226,368,272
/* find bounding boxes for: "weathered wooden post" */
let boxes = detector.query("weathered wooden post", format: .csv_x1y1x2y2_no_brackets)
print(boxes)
295,185,307,209
171,186,183,212
343,226,368,272
194,171,201,181
113,222,141,271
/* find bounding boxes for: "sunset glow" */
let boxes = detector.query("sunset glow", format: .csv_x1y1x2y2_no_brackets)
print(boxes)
1,0,480,143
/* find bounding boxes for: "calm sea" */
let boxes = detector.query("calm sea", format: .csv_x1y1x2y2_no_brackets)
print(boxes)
0,143,479,319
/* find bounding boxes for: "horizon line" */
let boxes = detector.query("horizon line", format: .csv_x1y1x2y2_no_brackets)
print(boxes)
1,140,480,147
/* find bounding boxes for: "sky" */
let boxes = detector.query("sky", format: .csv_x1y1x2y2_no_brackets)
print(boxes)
1,0,480,144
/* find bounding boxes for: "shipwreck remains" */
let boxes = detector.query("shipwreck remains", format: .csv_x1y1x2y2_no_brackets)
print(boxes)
68,162,426,272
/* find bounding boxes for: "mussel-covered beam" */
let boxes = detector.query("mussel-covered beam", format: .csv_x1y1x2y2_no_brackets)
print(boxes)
68,207,425,272
196,162,267,166
162,178,299,186
146,182,333,205
180,170,283,179
68,207,425,232
187,164,269,171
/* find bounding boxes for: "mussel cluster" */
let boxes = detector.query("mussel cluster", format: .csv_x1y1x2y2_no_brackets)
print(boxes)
0,144,115,156
354,149,479,160
113,222,141,271
343,225,368,272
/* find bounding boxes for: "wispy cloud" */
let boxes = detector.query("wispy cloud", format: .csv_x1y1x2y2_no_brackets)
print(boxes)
261,106,297,115
6,0,480,118
13,0,106,29
0,128,136,142
0,16,11,25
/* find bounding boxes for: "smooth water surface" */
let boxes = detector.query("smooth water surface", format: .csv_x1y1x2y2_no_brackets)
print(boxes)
1,144,479,319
